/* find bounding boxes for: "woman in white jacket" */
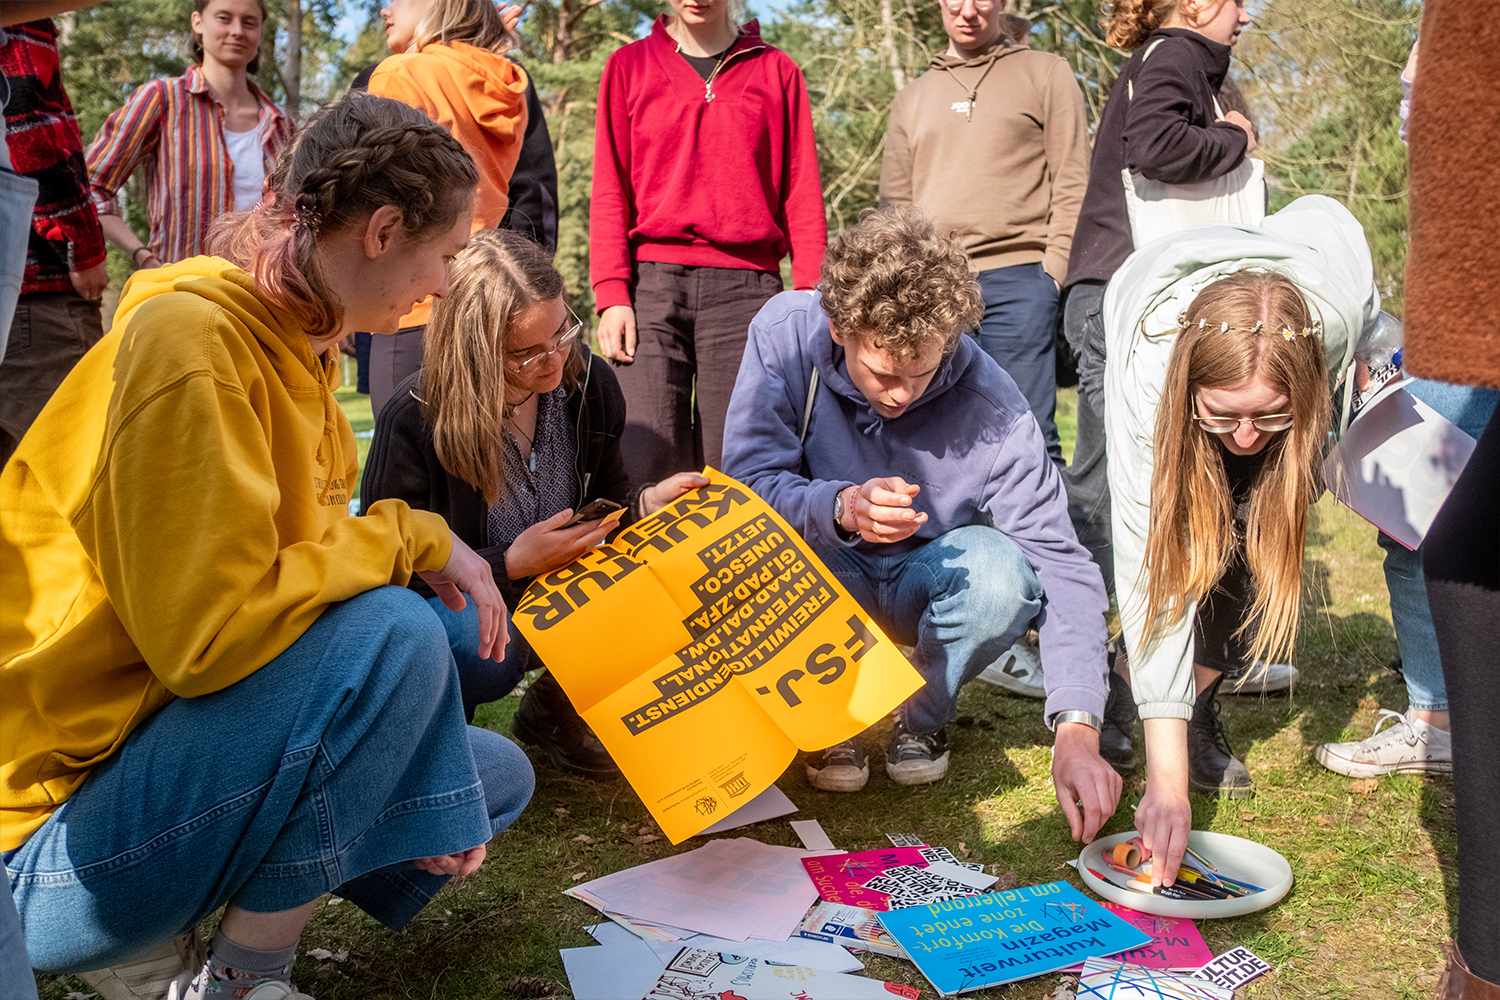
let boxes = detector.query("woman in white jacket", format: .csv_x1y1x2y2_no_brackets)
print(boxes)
1104,196,1380,885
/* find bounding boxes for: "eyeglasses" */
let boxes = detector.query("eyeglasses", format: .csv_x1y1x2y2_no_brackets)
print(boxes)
508,308,583,373
1193,407,1294,434
941,0,995,12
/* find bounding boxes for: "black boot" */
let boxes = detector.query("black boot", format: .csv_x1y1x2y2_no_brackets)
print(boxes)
1188,674,1253,797
1100,669,1137,775
512,670,621,779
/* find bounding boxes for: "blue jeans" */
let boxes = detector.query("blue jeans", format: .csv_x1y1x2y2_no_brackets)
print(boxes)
0,880,35,1000
1058,280,1111,595
5,587,535,973
972,263,1063,467
1379,379,1500,713
819,525,1043,735
426,595,531,721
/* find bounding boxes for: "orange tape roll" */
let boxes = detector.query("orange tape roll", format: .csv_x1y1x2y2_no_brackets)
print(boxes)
1111,841,1144,869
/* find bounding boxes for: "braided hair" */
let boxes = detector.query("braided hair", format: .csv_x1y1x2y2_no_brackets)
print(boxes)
209,93,478,339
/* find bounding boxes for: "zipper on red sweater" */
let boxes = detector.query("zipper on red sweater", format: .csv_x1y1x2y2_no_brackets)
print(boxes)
702,43,764,102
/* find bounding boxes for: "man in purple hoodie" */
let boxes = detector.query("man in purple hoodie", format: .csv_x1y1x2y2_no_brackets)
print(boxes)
723,207,1121,840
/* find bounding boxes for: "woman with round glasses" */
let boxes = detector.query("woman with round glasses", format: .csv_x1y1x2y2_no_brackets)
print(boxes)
1102,196,1381,889
362,229,705,775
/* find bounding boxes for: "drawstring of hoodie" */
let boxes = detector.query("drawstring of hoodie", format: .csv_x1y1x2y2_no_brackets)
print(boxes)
314,350,341,506
941,52,1002,122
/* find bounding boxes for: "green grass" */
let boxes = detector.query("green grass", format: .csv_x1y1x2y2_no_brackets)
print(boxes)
35,387,1455,999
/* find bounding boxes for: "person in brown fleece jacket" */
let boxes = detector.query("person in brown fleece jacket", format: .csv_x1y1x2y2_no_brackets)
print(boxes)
879,0,1088,470
1403,3,1500,997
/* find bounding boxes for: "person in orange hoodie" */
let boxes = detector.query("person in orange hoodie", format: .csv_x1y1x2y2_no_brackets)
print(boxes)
365,0,528,417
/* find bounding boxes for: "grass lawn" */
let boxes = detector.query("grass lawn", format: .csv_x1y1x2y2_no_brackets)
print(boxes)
37,390,1455,1000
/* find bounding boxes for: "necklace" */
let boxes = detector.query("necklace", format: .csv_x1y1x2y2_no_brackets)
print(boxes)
504,390,536,417
509,421,538,474
506,391,539,473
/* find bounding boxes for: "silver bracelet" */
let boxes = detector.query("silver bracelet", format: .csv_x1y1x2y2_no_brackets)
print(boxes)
1053,710,1102,731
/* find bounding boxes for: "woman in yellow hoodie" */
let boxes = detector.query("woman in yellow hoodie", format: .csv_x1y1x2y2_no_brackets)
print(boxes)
364,0,529,417
1,94,532,1000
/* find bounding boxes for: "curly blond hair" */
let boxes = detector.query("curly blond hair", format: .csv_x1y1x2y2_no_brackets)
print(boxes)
1101,0,1179,50
819,206,982,362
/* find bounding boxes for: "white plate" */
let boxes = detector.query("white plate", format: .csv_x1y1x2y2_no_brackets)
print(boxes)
1077,830,1293,918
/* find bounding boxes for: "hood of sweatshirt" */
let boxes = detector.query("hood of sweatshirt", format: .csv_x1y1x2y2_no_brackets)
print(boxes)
115,258,347,500
379,41,527,158
929,34,1025,72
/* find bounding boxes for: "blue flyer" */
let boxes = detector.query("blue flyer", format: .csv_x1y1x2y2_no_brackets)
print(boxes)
877,881,1153,996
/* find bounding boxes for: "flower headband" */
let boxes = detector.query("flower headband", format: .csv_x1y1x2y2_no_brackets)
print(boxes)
1177,310,1321,341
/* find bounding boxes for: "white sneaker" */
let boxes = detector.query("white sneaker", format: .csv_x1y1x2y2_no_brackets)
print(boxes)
976,634,1045,699
79,931,203,1000
1314,708,1453,778
169,966,315,1000
1224,661,1299,695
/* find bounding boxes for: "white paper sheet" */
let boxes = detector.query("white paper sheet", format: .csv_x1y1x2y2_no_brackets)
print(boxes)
790,819,837,851
561,937,665,1000
696,784,799,835
590,919,864,973
922,860,998,891
566,837,820,941
642,948,918,1000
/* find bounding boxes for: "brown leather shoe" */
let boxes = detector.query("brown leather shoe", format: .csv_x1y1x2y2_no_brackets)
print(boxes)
1436,940,1500,1000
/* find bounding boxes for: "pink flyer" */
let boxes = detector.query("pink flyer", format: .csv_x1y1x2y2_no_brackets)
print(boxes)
1062,901,1213,971
801,848,930,910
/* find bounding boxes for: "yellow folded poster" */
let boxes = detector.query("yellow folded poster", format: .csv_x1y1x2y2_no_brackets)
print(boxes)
514,468,924,842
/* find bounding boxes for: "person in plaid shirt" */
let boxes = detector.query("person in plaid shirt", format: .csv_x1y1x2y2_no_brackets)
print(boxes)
0,17,107,464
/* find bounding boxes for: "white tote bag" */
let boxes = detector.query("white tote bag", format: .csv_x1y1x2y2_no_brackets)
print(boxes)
1120,40,1265,246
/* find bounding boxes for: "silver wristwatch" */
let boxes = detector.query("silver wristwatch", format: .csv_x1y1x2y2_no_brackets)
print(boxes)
1053,710,1102,731
832,487,856,540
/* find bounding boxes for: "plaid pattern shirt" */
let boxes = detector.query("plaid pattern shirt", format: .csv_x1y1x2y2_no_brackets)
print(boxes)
85,64,292,264
1,20,106,295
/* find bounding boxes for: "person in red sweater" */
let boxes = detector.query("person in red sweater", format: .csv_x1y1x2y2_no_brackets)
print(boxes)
590,0,826,485
0,18,108,465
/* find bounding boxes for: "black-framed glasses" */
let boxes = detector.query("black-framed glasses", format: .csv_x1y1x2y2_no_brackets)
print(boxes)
1193,407,1294,434
508,308,583,373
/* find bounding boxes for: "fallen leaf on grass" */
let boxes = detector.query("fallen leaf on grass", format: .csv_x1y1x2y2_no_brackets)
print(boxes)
1350,778,1378,795
1046,977,1077,1000
628,834,661,845
1240,812,1259,821
554,807,569,817
638,824,655,835
992,871,1022,891
1357,696,1381,711
573,834,595,844
571,872,588,881
1316,814,1336,826
957,842,972,859
505,975,555,997
306,948,349,962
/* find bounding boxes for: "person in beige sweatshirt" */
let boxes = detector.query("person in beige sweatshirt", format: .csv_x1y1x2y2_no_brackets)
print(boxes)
880,0,1088,469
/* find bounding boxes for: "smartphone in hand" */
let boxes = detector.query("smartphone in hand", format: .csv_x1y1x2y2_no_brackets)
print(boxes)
561,498,625,528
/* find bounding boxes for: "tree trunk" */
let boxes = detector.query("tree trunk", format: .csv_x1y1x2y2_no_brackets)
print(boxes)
880,0,906,91
284,0,302,121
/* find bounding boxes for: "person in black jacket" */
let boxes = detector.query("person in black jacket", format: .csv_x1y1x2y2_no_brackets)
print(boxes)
1056,0,1255,778
362,229,705,776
